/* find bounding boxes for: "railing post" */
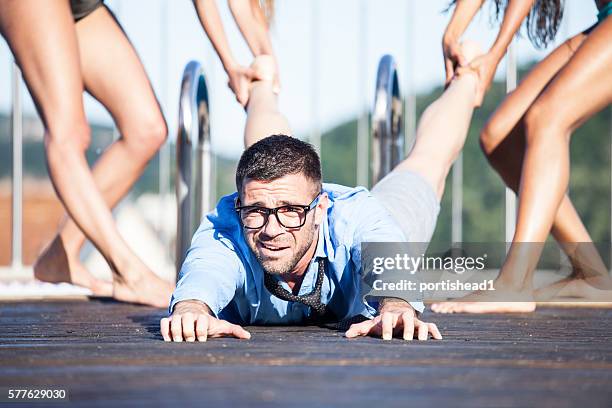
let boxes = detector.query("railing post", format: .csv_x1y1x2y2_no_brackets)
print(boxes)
404,0,416,156
356,0,368,187
451,154,463,245
505,40,517,247
11,62,23,272
309,0,321,152
175,61,212,276
371,55,403,185
158,0,171,253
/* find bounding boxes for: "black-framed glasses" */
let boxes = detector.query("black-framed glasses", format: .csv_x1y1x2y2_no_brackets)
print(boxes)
235,194,321,229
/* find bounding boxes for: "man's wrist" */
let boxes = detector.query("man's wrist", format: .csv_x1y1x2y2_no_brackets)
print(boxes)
173,299,212,316
378,297,413,312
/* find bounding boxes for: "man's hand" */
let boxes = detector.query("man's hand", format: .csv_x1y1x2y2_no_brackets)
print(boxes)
160,300,251,342
225,64,262,107
345,299,442,341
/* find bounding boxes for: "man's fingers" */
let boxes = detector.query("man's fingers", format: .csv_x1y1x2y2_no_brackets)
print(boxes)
170,315,183,342
345,320,376,338
160,317,171,342
207,320,251,340
381,313,394,340
429,323,443,340
417,321,429,341
401,311,414,341
229,323,251,340
196,314,209,342
181,313,196,342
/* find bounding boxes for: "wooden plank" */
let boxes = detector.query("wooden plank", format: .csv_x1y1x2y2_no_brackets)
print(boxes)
0,300,611,407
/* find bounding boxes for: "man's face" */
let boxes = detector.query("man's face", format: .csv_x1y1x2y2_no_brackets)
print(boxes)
240,173,327,276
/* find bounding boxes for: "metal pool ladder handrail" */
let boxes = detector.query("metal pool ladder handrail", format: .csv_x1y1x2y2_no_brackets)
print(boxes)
371,54,403,184
175,61,213,276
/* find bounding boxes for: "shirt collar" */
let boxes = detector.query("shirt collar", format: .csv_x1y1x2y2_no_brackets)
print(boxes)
315,194,337,261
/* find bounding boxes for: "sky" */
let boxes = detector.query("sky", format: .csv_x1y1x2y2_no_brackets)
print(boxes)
0,0,599,158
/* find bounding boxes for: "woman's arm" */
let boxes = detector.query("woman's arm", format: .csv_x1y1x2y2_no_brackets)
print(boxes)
228,0,274,56
443,0,485,84
192,0,259,106
464,0,535,105
228,0,280,92
443,0,535,104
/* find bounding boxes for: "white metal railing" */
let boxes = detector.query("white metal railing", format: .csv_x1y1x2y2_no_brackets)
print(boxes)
10,63,22,272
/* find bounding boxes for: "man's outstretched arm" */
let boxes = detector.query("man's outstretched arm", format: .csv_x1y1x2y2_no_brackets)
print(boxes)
162,209,250,342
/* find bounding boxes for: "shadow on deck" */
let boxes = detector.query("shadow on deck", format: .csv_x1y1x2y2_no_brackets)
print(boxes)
1,299,611,407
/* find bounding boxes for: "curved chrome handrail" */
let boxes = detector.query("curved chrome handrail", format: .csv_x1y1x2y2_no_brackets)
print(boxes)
176,61,213,275
371,55,403,184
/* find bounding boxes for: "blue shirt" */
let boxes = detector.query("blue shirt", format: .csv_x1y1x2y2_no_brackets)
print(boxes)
170,183,425,324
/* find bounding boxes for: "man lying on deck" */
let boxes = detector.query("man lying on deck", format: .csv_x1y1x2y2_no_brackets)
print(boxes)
160,42,482,342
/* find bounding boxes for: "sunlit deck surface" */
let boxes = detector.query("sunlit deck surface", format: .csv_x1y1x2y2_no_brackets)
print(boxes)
1,299,611,407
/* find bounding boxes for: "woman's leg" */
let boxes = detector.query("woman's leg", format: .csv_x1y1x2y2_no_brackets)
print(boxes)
0,0,171,307
478,31,609,283
438,18,612,313
243,55,291,148
35,5,169,299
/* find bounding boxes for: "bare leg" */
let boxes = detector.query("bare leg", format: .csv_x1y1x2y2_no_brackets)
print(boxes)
433,32,610,314
243,55,292,148
0,0,172,307
480,32,609,286
397,41,481,199
437,18,612,313
35,6,170,300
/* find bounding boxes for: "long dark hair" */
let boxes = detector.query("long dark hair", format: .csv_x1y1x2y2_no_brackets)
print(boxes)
449,0,564,48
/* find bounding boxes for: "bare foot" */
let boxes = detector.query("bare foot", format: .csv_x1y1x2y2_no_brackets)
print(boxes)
535,275,612,302
112,255,174,308
431,287,536,314
432,301,536,314
250,55,277,82
34,235,113,297
459,40,483,63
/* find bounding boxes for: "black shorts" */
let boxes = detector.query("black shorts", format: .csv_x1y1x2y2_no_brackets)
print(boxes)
70,0,104,22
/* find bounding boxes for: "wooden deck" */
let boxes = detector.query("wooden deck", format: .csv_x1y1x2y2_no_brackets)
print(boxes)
1,299,611,407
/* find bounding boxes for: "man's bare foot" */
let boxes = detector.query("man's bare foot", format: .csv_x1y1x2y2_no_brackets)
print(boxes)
535,275,612,302
431,286,536,314
250,55,276,82
34,235,112,296
449,40,482,106
459,40,482,63
432,301,536,314
111,255,173,308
